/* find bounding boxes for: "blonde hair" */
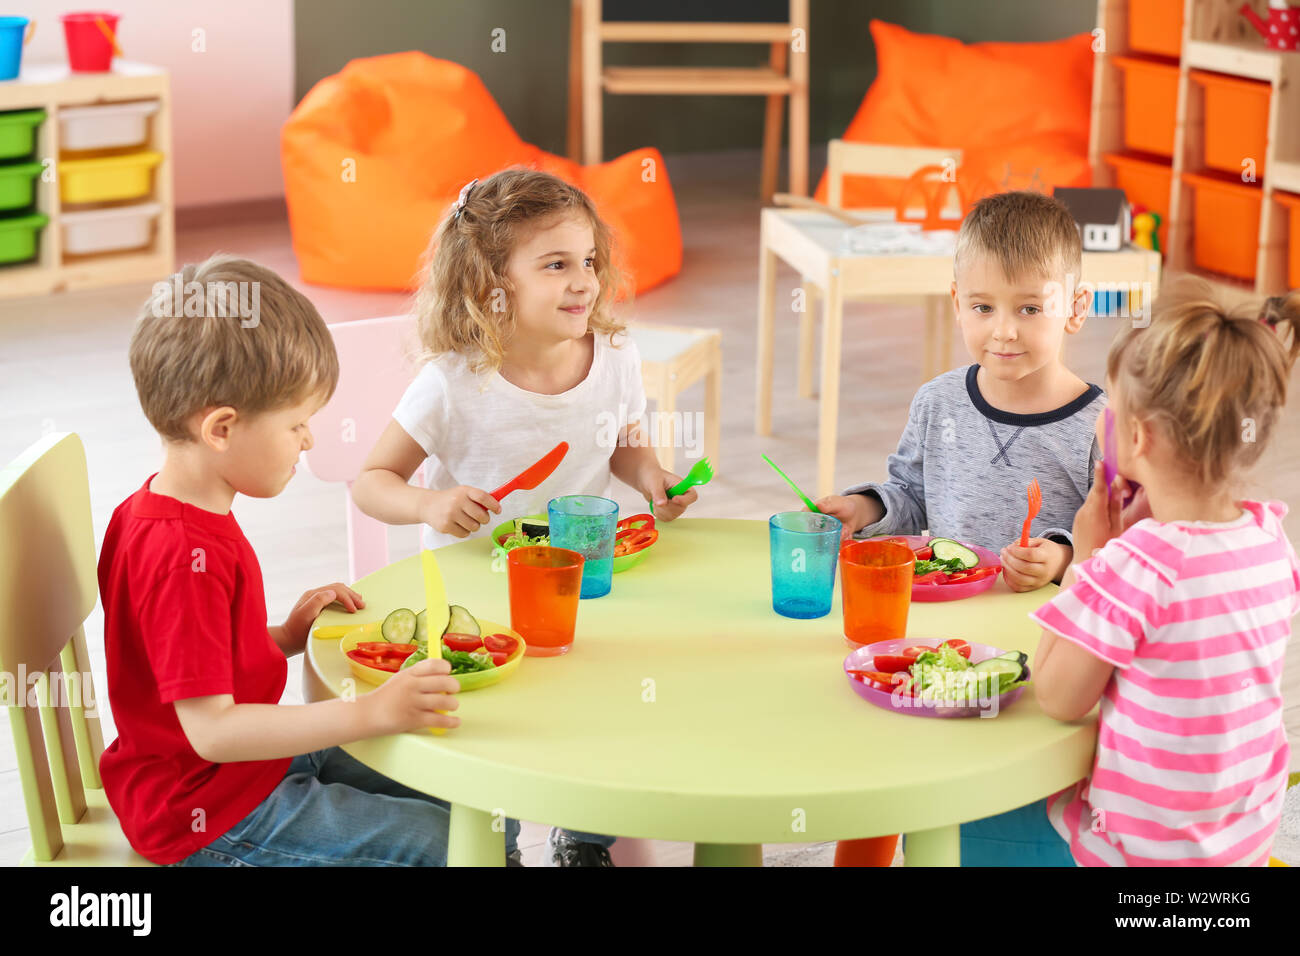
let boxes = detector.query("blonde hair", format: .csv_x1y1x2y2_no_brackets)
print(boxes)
130,255,339,442
954,190,1083,283
1106,278,1300,489
415,167,629,373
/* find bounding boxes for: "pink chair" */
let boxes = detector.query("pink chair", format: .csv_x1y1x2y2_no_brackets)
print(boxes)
304,314,423,583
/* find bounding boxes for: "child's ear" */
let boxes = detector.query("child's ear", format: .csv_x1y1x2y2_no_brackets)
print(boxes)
949,281,960,319
199,406,239,450
1065,284,1092,334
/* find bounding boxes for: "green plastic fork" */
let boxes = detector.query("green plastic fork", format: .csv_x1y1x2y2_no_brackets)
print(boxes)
652,457,714,514
761,453,820,513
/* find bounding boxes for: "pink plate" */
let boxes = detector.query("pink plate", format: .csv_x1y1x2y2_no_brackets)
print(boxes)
878,534,1002,602
843,638,1027,718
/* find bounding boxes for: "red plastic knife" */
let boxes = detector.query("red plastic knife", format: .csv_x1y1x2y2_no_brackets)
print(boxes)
490,441,569,502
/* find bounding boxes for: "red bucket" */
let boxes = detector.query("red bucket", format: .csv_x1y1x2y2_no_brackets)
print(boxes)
60,11,121,73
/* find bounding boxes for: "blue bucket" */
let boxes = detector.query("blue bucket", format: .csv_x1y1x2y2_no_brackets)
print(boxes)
0,16,33,81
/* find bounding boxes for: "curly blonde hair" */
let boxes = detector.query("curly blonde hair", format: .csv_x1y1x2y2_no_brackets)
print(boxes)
1106,278,1300,489
415,168,630,373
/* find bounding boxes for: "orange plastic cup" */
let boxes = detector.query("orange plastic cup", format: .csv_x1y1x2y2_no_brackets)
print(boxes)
507,546,584,657
840,540,914,649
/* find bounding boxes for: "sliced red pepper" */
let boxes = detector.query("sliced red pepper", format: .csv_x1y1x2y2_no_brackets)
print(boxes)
944,566,998,583
614,527,658,556
346,650,401,672
617,513,655,532
914,570,949,585
354,641,418,656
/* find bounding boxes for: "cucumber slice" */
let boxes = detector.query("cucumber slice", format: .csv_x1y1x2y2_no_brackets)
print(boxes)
415,609,428,645
972,651,1029,683
381,608,418,644
518,516,549,539
929,538,979,569
444,604,479,638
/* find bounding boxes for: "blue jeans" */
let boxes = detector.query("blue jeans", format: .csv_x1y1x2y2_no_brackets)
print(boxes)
172,746,520,866
957,798,1076,866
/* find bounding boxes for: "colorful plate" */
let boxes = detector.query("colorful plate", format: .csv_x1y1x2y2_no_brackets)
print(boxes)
341,618,525,691
876,535,1002,602
844,638,1027,718
491,514,656,573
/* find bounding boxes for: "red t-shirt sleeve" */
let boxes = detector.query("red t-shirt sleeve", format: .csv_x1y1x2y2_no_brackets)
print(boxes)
139,561,238,703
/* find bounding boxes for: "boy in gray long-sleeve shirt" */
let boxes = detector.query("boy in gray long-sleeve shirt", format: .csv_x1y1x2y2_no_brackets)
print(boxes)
818,191,1108,591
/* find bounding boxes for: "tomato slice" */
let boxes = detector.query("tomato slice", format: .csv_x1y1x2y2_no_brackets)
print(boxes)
488,650,509,667
483,633,518,654
872,654,912,673
442,633,484,653
903,645,934,660
939,639,972,659
914,546,933,561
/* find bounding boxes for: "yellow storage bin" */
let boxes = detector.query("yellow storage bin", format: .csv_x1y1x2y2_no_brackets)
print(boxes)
59,150,162,204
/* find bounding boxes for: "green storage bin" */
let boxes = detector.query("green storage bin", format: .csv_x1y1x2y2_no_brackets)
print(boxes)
0,109,44,161
0,212,48,264
0,160,42,211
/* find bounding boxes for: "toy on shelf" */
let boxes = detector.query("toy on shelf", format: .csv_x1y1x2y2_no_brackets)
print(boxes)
1132,209,1162,253
1053,187,1131,252
1239,1,1299,52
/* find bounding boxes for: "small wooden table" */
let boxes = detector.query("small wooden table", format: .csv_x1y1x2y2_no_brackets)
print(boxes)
753,207,1163,498
306,518,1096,866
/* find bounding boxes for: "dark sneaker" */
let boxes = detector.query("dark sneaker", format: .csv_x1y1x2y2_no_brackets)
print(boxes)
506,848,524,868
546,827,614,867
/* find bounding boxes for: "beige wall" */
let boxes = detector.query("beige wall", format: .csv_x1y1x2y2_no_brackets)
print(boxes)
20,0,294,207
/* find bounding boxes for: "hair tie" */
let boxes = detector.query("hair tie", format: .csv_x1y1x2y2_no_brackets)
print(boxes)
453,178,478,220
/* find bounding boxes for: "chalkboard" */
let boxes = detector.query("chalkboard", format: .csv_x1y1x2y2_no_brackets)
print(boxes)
601,1,790,24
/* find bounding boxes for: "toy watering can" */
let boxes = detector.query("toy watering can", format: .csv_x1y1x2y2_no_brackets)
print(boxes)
1239,1,1299,51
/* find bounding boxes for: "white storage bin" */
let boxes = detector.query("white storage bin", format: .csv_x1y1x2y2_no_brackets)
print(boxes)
58,101,160,152
60,201,161,254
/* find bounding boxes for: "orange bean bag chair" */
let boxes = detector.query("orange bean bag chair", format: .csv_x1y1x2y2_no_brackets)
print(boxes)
815,20,1095,208
282,51,682,293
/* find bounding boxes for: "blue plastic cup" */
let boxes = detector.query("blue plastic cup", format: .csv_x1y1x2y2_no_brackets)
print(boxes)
548,495,618,599
0,18,32,82
769,511,842,619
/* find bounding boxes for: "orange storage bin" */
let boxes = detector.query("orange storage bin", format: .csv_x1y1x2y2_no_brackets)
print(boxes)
1104,151,1172,250
1113,56,1179,158
1275,191,1300,289
1181,171,1263,280
1190,70,1271,179
1128,0,1185,58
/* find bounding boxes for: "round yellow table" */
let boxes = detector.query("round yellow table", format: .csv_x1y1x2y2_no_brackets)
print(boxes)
306,518,1098,866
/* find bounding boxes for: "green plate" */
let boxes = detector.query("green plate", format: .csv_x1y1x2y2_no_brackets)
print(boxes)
490,514,656,573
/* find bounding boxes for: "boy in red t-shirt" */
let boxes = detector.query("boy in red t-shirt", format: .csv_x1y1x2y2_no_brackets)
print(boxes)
98,255,520,865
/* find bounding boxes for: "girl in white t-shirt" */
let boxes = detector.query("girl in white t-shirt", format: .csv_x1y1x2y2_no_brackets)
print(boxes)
352,168,699,866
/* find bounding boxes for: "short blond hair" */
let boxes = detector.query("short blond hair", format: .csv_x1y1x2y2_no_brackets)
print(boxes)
954,190,1083,282
1107,277,1300,489
130,255,339,442
415,167,629,374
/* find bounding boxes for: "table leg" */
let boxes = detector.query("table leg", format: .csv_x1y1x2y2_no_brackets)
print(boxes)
694,843,764,867
448,802,505,867
705,337,722,470
755,242,778,436
816,269,843,499
797,278,819,399
903,824,960,866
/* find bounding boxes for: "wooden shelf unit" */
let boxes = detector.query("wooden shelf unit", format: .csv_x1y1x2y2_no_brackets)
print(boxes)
0,61,174,299
1090,0,1300,304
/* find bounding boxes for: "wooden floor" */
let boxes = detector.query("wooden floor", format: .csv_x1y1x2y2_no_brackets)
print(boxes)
1,148,1296,866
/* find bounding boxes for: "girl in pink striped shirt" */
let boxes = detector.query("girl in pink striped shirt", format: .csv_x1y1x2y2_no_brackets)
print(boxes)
960,280,1300,866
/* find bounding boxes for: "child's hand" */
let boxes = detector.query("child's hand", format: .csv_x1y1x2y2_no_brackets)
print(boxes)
1071,460,1127,562
1000,539,1070,592
422,486,502,538
814,494,879,540
283,583,365,648
362,656,461,734
642,467,698,520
